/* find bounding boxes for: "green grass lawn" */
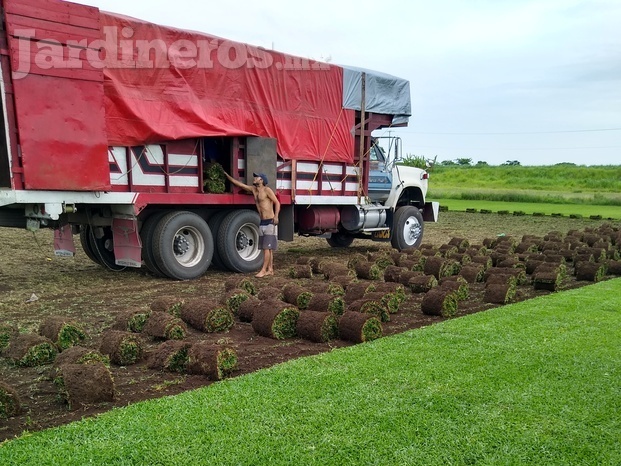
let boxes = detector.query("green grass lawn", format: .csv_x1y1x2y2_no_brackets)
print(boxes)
2,279,620,465
435,198,621,219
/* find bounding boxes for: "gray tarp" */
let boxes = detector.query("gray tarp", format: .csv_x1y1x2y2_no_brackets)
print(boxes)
342,66,411,125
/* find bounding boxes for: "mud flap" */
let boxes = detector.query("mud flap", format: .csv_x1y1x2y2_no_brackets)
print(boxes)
53,224,76,257
422,201,440,222
112,217,142,267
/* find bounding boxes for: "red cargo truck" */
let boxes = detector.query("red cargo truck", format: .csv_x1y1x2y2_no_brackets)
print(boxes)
0,0,438,279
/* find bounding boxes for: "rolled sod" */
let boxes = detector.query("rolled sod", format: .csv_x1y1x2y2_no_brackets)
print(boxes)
288,264,313,279
282,283,313,309
38,316,87,351
187,341,238,380
99,330,144,365
368,253,395,269
306,281,345,297
371,282,407,303
448,237,470,249
179,300,234,333
469,255,493,271
53,346,109,368
439,279,469,301
321,262,352,280
424,256,454,279
338,311,382,343
251,300,300,340
296,311,339,343
344,280,376,304
348,297,390,322
0,323,18,353
306,293,345,316
257,286,284,301
112,308,151,333
354,261,383,280
365,290,402,314
421,288,459,317
484,284,516,304
329,275,358,288
525,259,545,275
203,162,226,193
485,273,518,287
575,262,607,282
143,311,187,340
399,270,424,286
459,264,485,283
0,382,21,418
55,361,115,409
150,297,185,317
237,297,260,323
383,265,406,283
533,271,562,291
4,334,58,367
534,262,567,281
147,340,192,373
485,267,528,286
408,274,438,293
224,276,256,295
347,253,368,270
221,289,252,315
607,260,621,276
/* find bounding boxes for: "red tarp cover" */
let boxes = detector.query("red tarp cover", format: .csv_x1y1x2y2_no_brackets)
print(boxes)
101,13,355,163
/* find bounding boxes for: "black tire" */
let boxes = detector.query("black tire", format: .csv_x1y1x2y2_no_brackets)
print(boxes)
152,211,214,280
79,225,101,265
391,206,424,251
87,226,127,271
207,210,231,270
326,231,355,248
140,211,169,277
217,210,263,273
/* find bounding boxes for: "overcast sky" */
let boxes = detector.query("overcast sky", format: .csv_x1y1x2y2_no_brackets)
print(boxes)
80,0,620,166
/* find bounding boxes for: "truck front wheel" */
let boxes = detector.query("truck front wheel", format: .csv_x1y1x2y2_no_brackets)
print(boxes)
152,211,214,280
391,206,424,251
217,210,262,273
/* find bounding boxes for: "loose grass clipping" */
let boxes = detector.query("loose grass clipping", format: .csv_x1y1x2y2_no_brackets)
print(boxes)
221,288,252,315
0,382,21,418
306,293,345,316
0,323,18,353
187,341,238,380
251,300,300,340
180,300,234,333
150,297,185,317
112,308,151,333
421,288,459,317
38,316,87,351
55,362,114,410
4,334,58,367
143,311,187,340
296,311,338,343
338,311,382,343
484,284,516,304
100,330,144,365
147,340,192,373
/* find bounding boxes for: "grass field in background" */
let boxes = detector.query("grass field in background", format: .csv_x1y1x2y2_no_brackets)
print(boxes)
434,198,621,219
2,279,620,465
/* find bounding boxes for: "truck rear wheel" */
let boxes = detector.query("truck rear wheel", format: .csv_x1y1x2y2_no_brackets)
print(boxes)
207,210,230,270
84,225,127,271
326,231,355,248
391,206,424,251
79,225,101,265
152,211,214,280
217,210,262,273
140,212,168,277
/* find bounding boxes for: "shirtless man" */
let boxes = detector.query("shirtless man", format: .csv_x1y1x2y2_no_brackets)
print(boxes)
224,171,280,277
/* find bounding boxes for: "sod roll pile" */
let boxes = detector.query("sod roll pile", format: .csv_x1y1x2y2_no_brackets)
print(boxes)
4,334,58,367
251,300,300,340
99,330,144,365
179,300,234,333
338,311,382,343
143,311,187,340
187,341,238,380
204,162,226,193
296,311,338,343
38,316,87,351
0,382,21,418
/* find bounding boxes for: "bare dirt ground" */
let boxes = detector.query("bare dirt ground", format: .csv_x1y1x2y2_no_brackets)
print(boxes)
0,212,619,441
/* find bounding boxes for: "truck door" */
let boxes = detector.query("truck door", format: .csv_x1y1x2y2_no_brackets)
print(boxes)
367,141,392,202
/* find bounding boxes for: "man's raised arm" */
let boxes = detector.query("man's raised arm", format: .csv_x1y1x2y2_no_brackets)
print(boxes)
224,172,254,193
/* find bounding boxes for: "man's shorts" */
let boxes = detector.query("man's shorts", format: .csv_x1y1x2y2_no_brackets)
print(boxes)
259,219,278,250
